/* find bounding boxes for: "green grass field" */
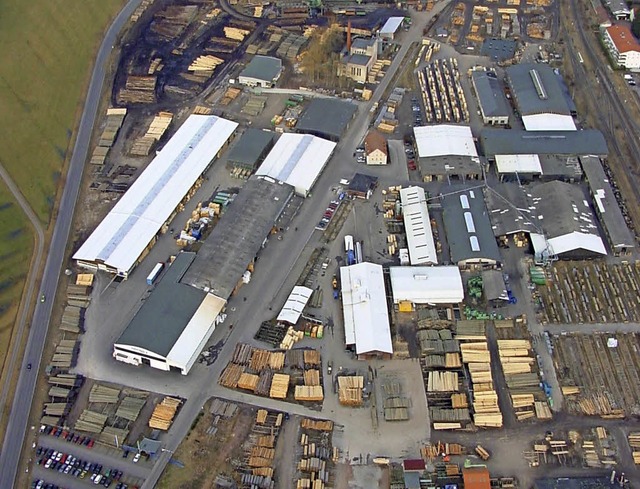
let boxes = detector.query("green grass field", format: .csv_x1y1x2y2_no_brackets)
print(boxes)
0,0,125,371
0,185,34,375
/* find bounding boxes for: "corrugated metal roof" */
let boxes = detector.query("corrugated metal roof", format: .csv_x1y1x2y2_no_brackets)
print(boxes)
400,187,438,265
414,125,478,158
471,70,510,119
495,154,543,174
463,467,491,489
239,55,282,82
390,266,463,304
380,16,404,35
73,115,238,276
277,286,313,324
506,63,572,117
480,128,608,157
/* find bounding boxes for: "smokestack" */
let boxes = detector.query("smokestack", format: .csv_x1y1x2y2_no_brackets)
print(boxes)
347,19,352,52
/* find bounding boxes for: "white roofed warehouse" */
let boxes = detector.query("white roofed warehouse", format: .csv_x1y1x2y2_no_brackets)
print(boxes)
256,133,336,197
379,17,404,40
73,115,238,278
277,286,313,325
389,266,463,308
341,263,393,360
400,186,438,265
413,125,483,182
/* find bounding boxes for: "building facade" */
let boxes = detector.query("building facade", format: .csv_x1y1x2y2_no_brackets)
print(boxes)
602,24,640,70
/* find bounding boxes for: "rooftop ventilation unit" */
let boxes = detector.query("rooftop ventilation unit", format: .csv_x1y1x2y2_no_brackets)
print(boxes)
529,69,548,100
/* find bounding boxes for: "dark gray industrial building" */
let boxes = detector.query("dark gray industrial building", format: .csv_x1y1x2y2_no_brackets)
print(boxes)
480,129,608,159
579,155,635,255
226,128,276,171
296,98,357,141
481,38,517,61
182,175,294,298
505,63,574,117
442,189,501,268
471,70,510,125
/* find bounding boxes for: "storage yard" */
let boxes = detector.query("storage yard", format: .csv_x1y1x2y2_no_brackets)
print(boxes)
417,58,469,124
537,261,640,324
552,333,640,418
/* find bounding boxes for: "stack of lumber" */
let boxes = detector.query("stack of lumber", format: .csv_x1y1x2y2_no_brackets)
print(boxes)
76,409,108,433
286,349,305,369
149,397,181,430
455,320,486,340
116,396,147,422
117,76,157,105
99,426,129,446
89,384,120,403
221,87,241,106
60,305,82,333
76,274,94,286
219,363,245,388
210,399,238,418
250,349,272,371
256,435,276,447
98,108,127,147
280,327,304,349
51,340,79,368
238,373,260,391
269,352,285,370
256,409,268,424
255,370,274,396
269,373,290,399
224,26,250,41
473,391,503,427
48,373,83,388
253,467,274,477
192,105,212,115
427,371,458,392
628,432,640,464
149,5,198,40
301,418,333,431
44,403,69,416
460,342,491,363
188,55,224,72
304,369,320,386
130,112,173,156
294,385,324,401
41,415,61,426
562,386,580,396
451,393,468,408
445,352,462,368
433,422,463,430
303,350,321,367
49,386,71,398
337,376,363,406
467,363,492,384
422,442,465,459
430,407,471,423
232,343,254,365
534,401,553,420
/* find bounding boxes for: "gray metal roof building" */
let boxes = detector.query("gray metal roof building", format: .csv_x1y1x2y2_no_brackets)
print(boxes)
418,155,483,182
182,175,294,298
480,129,608,158
442,189,501,267
579,155,635,254
484,184,539,237
226,128,276,170
296,98,357,141
471,70,510,124
505,63,572,116
238,55,283,87
481,38,517,61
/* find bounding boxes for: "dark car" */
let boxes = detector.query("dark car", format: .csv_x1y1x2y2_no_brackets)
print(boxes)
122,451,129,459
66,432,74,442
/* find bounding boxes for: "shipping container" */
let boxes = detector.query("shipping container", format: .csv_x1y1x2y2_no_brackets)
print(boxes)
146,262,164,285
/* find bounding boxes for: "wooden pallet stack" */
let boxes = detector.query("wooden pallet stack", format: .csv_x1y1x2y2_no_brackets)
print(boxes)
269,374,290,399
629,432,640,464
337,376,363,406
219,363,245,388
149,397,181,430
303,350,321,367
250,349,272,371
294,385,324,401
300,419,333,431
269,352,286,370
238,373,260,391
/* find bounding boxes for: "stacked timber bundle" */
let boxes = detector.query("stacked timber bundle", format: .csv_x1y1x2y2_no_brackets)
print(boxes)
269,352,285,370
49,386,71,398
192,106,212,115
75,274,94,286
221,87,241,106
281,327,305,349
303,350,321,367
257,435,276,448
149,5,198,41
117,76,157,105
130,112,173,156
458,341,503,428
98,109,127,147
294,385,324,401
149,397,181,430
250,349,272,371
455,320,486,340
224,26,250,41
628,433,640,464
99,426,129,446
219,363,245,388
256,409,268,424
421,442,465,459
535,401,552,419
337,376,363,406
76,410,108,433
188,55,224,71
115,396,147,421
300,418,333,431
304,369,320,386
238,373,260,391
451,393,468,408
255,370,274,396
89,384,121,403
44,403,69,417
286,349,305,369
269,373,290,399
427,371,458,392
51,340,80,368
232,343,254,365
48,373,83,388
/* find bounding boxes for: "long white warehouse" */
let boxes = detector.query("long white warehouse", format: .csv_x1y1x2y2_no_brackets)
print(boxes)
341,262,393,360
74,114,238,277
400,186,438,265
389,266,464,306
256,133,336,197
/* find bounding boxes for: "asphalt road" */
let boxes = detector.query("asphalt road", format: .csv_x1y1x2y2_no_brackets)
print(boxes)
0,0,145,487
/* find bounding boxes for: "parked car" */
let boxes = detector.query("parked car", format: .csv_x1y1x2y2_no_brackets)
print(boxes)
133,453,141,463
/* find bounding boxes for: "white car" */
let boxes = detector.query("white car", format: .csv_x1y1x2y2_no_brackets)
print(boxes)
94,474,102,484
133,453,141,463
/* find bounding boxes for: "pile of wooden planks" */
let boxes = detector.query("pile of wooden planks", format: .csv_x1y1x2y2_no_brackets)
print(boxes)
219,363,245,388
460,342,491,363
238,373,260,391
629,432,640,464
294,385,324,401
232,343,254,365
255,370,274,396
269,352,285,370
221,87,241,106
117,76,157,105
89,384,120,404
51,339,79,368
149,397,181,430
270,373,290,399
427,371,458,392
75,409,108,433
301,418,333,431
76,274,94,286
189,55,224,72
149,5,198,40
473,391,503,428
455,320,486,340
256,409,268,424
303,350,321,366
116,396,147,422
129,112,173,156
224,26,250,41
451,393,468,408
250,349,272,371
280,327,304,350
421,442,465,459
534,401,553,420
304,369,320,386
338,376,363,406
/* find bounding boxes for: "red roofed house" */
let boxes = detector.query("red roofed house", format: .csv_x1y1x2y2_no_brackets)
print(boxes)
602,23,640,70
364,130,388,165
463,467,491,489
